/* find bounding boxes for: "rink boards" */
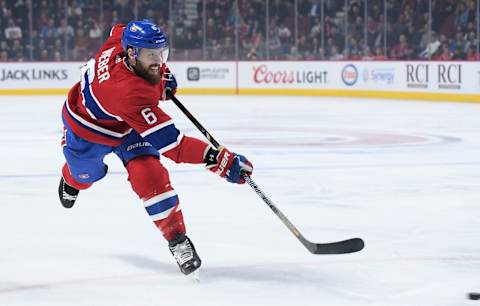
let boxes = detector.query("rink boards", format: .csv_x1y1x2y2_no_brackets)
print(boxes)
1,61,479,102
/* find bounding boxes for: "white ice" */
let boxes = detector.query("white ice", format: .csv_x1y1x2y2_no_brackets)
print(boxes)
0,95,479,306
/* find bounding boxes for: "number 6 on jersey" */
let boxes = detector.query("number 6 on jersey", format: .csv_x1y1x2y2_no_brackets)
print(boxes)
141,107,158,124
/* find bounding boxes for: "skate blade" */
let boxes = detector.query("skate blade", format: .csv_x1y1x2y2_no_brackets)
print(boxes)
189,269,200,283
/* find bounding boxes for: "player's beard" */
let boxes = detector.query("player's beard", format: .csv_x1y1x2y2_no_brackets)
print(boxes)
133,60,161,85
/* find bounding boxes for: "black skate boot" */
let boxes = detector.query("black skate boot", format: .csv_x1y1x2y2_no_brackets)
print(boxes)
58,177,79,208
168,234,201,276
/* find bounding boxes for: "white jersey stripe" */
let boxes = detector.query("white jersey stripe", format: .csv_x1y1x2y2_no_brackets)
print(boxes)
65,100,132,138
140,120,174,138
81,91,98,120
158,133,184,154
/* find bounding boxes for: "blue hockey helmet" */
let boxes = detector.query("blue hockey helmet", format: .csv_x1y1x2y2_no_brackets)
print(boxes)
121,20,168,60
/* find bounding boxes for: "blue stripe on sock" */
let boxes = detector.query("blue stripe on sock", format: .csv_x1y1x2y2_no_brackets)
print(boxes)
145,195,178,216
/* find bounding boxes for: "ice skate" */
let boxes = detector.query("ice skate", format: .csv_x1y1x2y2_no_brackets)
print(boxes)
58,177,79,208
169,234,201,277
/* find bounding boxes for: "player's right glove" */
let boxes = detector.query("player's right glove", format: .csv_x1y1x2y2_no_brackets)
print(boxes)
204,146,253,184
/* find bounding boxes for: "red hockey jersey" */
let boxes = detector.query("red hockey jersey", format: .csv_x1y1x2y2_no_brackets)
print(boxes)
62,24,207,163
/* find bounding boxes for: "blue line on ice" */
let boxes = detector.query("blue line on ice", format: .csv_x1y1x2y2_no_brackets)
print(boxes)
1,161,480,179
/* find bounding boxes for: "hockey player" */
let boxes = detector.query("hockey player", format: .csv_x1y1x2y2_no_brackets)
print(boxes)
58,20,253,276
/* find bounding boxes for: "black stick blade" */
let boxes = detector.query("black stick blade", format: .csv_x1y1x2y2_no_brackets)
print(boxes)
304,238,365,255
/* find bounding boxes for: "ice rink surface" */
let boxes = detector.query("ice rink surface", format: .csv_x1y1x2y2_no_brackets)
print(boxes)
1,94,479,306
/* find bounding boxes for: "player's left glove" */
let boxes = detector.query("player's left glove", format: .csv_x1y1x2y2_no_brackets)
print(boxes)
204,146,253,184
162,67,177,99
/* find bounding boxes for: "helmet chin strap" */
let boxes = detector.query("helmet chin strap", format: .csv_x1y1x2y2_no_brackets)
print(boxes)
124,46,139,70
132,47,141,59
124,57,136,73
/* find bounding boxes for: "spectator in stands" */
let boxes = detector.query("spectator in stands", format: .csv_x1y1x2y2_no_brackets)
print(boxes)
0,1,10,29
325,37,335,56
208,39,222,60
303,50,316,60
268,28,282,59
10,39,25,59
39,49,49,61
455,2,470,29
452,45,466,60
298,0,312,16
286,45,301,60
372,47,387,60
329,45,344,60
329,26,344,51
183,30,201,50
316,47,326,60
114,0,134,21
311,17,322,38
0,41,10,57
465,21,477,37
466,46,479,60
311,37,320,56
5,18,22,40
72,28,90,60
297,35,311,56
361,46,374,61
309,0,321,16
39,18,58,42
434,44,452,60
11,0,28,28
346,37,361,60
53,38,64,60
450,31,466,53
419,31,441,58
278,22,292,54
412,0,428,23
350,16,364,42
250,31,265,54
246,47,258,60
57,19,74,42
464,31,477,53
53,50,62,61
33,38,46,60
221,20,234,39
35,37,56,60
205,17,218,40
366,16,380,48
392,34,412,59
270,0,290,24
0,50,8,61
87,17,102,42
222,36,234,59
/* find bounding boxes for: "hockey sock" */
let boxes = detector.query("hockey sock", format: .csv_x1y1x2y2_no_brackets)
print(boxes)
126,156,186,241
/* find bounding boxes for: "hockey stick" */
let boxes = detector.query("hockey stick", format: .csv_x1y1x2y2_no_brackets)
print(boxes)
167,92,364,255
